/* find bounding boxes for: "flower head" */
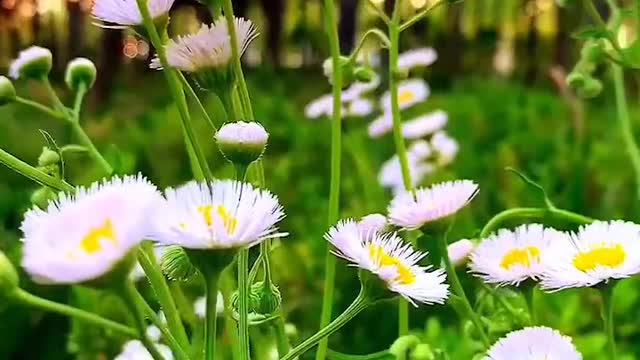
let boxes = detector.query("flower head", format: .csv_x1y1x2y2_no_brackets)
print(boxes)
215,121,269,164
21,175,161,284
398,47,438,71
151,180,285,250
431,131,459,165
541,221,640,291
92,0,175,26
469,224,564,286
484,326,582,360
326,220,448,305
380,79,429,111
151,18,258,89
9,46,53,80
402,111,448,139
388,180,478,230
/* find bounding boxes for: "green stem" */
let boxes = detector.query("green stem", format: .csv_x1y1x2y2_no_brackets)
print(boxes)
11,289,136,337
138,243,191,350
42,78,67,113
14,97,65,119
347,28,390,63
220,90,240,121
273,310,291,357
238,249,251,360
205,271,221,360
523,284,537,325
169,282,198,326
479,207,594,238
317,0,344,357
0,148,74,192
178,71,217,131
366,0,391,24
612,64,640,199
438,234,490,347
221,0,254,119
583,0,627,62
120,282,166,360
600,284,617,360
136,0,212,181
210,2,222,19
283,290,369,360
399,0,445,32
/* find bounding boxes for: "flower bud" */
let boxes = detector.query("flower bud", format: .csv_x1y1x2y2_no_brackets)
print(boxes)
255,281,282,315
30,187,57,209
0,251,19,300
577,76,603,99
447,239,475,266
581,40,606,64
566,71,586,91
323,56,357,87
38,147,60,167
0,76,16,106
354,66,376,83
160,245,198,281
9,46,53,80
215,121,269,166
65,58,97,91
410,344,435,360
389,335,420,358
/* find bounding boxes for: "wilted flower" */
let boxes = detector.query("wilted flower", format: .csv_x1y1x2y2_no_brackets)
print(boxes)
484,327,582,360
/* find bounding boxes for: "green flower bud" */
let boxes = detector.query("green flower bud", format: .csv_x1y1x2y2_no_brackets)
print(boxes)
410,344,435,360
389,335,420,358
393,66,410,81
566,71,586,91
577,76,603,99
0,76,16,106
0,251,19,300
323,56,357,87
38,147,60,167
354,66,376,83
581,41,606,64
65,58,97,91
9,46,53,80
160,245,198,281
215,121,269,166
284,323,298,340
255,281,282,315
30,187,57,209
231,285,261,314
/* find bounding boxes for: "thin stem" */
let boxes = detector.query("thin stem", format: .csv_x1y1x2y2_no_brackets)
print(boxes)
398,298,409,336
42,78,67,113
438,234,490,346
209,2,222,19
479,207,594,238
205,271,221,360
582,0,626,62
221,0,254,119
399,0,445,32
0,148,74,192
12,288,136,337
317,0,343,357
347,28,390,64
120,282,166,360
178,71,218,131
136,0,212,181
138,243,191,350
14,97,65,119
600,284,617,360
366,0,391,24
612,64,640,199
238,249,251,360
273,310,291,357
282,290,369,360
523,284,537,325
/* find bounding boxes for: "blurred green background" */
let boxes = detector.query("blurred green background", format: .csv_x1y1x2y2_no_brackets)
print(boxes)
3,0,640,359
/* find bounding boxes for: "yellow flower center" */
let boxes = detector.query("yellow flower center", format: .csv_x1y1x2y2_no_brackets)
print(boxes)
79,219,117,254
197,204,238,235
398,90,416,105
500,246,540,270
573,243,626,272
368,244,415,285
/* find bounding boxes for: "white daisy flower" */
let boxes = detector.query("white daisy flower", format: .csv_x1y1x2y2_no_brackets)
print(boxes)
115,340,174,360
388,180,478,230
357,214,389,234
402,110,448,140
151,18,258,88
380,79,430,111
448,239,475,266
194,293,225,318
92,0,175,27
326,220,449,305
398,47,438,71
9,46,53,80
469,224,564,286
368,112,393,138
408,140,433,159
346,98,375,117
21,175,161,284
305,94,340,119
484,326,582,360
431,131,459,165
151,180,285,250
342,74,381,102
378,154,435,194
541,221,640,291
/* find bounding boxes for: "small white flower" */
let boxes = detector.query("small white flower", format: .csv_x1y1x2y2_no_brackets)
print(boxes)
151,18,258,75
9,46,53,80
402,110,448,139
151,180,286,250
408,140,432,159
194,293,225,318
346,98,375,117
305,94,339,119
368,112,393,138
378,154,435,194
541,221,640,291
431,131,459,165
484,326,582,360
380,79,429,111
115,340,174,360
342,74,381,102
469,224,564,286
398,47,438,71
388,180,478,230
357,214,388,233
21,175,161,284
92,0,174,27
326,220,449,305
448,239,475,266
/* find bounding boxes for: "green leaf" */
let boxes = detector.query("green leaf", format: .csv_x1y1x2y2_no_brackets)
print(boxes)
38,129,65,180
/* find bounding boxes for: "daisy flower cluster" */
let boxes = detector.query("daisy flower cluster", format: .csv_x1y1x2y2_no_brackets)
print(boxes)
469,220,640,292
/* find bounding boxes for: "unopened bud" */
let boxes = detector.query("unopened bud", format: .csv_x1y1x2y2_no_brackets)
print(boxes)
9,46,53,80
30,187,57,209
0,76,16,106
216,121,269,166
38,147,60,167
581,41,606,63
65,58,97,91
354,66,376,82
566,71,586,91
0,251,19,300
410,344,435,360
161,245,198,281
255,281,282,315
578,76,603,98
